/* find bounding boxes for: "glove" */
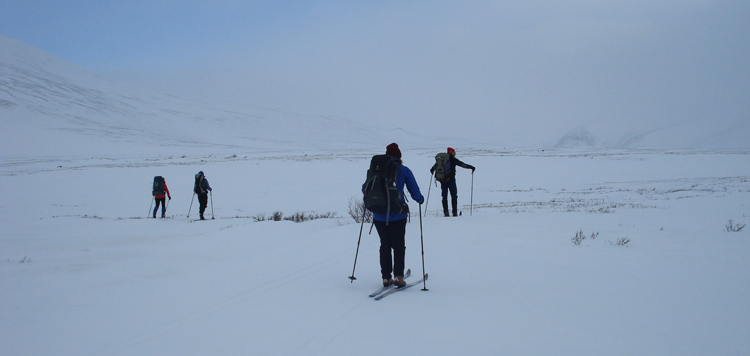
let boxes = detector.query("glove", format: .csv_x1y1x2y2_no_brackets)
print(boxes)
168,196,172,200
471,167,476,173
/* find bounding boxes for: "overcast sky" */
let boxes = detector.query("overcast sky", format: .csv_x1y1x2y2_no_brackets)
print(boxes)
2,1,748,145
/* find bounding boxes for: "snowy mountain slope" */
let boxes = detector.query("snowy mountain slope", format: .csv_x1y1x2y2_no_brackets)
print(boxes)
5,35,744,155
555,119,750,149
0,36,430,158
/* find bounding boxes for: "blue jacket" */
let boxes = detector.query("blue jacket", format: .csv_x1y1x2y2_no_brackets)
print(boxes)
362,162,424,222
195,176,212,194
201,179,212,193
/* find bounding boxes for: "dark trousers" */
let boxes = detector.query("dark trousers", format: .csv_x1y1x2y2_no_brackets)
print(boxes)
440,180,458,215
198,193,208,217
374,218,407,280
153,198,166,217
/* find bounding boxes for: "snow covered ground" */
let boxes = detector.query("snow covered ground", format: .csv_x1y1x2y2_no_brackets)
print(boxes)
2,35,749,356
2,147,749,356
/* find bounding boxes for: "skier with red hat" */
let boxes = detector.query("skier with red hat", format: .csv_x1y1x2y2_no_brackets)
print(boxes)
430,147,475,217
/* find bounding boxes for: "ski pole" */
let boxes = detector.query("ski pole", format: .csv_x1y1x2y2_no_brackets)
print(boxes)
470,171,474,216
187,193,195,219
165,197,170,216
419,204,429,291
148,197,154,218
348,207,367,282
424,172,433,217
210,191,215,220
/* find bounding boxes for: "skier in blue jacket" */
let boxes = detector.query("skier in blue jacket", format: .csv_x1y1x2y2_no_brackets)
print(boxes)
194,171,212,220
362,143,424,287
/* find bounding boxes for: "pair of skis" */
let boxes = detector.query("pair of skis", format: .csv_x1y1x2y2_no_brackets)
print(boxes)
368,269,429,301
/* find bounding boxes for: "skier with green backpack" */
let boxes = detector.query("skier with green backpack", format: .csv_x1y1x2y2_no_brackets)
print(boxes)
430,147,475,217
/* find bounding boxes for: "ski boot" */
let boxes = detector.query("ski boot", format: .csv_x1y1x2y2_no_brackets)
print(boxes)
394,276,407,287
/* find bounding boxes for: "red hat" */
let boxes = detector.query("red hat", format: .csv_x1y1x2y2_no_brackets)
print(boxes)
447,147,456,155
386,143,402,158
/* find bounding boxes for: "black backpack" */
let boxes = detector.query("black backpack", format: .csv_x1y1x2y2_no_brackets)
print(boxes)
363,155,409,219
153,176,165,195
194,173,205,194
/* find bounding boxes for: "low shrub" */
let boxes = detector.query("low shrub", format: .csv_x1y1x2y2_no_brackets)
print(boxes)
348,197,372,223
726,219,746,232
253,211,337,223
571,229,598,245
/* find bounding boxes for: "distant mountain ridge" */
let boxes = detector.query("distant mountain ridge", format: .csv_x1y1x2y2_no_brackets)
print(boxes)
2,36,747,156
0,36,428,157
554,119,750,150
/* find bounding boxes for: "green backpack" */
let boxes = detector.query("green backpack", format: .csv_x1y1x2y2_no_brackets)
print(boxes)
434,153,452,182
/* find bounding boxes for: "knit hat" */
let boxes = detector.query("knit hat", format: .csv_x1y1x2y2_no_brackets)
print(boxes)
386,143,402,158
447,147,456,155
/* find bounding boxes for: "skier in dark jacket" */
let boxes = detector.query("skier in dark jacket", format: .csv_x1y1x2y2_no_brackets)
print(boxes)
194,171,212,220
362,143,424,288
430,147,475,217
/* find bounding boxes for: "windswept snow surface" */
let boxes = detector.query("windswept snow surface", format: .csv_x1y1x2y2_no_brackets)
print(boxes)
1,148,749,356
